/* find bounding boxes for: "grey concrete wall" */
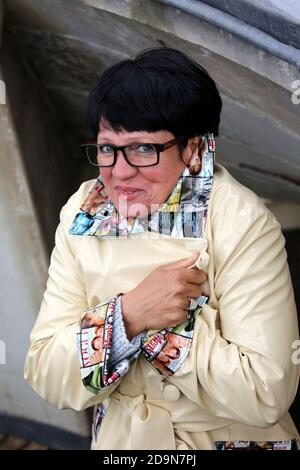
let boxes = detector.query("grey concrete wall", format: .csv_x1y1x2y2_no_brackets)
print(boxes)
0,86,91,441
1,33,84,255
200,0,300,48
0,0,91,445
82,0,300,202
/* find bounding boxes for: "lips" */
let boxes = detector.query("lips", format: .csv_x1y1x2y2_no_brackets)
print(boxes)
114,186,144,201
115,186,143,196
115,186,142,193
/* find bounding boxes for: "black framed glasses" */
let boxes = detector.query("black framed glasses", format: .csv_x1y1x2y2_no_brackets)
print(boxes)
80,137,182,168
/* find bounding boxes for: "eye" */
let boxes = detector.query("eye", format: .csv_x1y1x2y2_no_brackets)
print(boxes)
98,144,113,153
136,144,156,153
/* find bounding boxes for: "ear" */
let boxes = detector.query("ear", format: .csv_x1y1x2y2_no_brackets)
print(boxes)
181,136,202,165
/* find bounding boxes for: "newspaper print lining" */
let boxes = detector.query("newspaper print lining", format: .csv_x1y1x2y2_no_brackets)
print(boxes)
141,295,208,376
77,295,140,395
215,440,298,450
92,402,107,442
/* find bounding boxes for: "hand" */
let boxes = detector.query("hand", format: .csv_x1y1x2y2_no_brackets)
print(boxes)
121,252,207,340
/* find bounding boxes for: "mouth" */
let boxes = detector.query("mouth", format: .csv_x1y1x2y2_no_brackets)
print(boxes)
115,186,144,199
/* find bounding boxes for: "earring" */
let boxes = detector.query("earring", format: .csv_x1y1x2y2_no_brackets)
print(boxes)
187,140,202,175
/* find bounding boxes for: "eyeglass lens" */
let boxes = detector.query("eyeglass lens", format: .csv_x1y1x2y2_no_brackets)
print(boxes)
86,144,158,167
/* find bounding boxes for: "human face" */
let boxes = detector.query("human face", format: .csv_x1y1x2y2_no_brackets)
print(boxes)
92,336,103,350
163,344,180,359
95,326,103,337
97,123,192,217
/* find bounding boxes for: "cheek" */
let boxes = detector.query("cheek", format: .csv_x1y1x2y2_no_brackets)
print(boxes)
147,165,182,190
139,168,167,187
100,169,113,188
140,165,183,202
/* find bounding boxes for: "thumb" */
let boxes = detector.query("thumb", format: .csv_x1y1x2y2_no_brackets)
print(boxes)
165,251,200,270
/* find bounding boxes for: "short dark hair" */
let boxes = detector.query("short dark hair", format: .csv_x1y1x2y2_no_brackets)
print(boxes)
91,336,101,351
86,47,222,146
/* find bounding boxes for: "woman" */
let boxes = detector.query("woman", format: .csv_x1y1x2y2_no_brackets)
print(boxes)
24,47,300,450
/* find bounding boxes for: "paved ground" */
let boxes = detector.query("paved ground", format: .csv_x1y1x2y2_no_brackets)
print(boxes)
0,433,47,450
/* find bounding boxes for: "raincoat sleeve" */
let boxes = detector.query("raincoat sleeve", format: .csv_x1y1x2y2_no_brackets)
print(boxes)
180,183,299,427
24,186,139,411
77,294,144,396
110,297,146,370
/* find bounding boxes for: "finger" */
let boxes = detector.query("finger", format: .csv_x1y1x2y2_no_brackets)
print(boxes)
184,269,207,285
183,286,205,299
164,251,200,271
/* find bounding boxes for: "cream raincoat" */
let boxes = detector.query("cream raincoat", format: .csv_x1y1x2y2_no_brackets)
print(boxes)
24,161,300,450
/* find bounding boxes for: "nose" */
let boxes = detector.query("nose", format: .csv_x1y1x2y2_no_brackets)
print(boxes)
111,149,138,179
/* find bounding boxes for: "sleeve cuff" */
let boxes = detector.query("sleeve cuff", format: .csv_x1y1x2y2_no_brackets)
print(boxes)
110,295,145,369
